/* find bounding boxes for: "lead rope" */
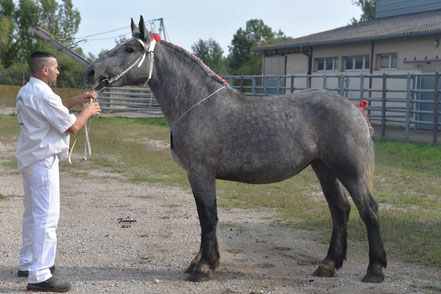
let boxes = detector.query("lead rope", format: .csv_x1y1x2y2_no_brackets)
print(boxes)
68,96,97,165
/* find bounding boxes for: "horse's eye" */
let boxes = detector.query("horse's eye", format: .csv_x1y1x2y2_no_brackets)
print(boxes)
126,47,135,53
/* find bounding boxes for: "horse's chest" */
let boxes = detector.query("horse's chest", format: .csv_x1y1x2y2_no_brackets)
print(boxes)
171,149,189,172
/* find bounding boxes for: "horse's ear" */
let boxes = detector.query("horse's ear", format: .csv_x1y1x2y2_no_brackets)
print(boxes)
138,15,150,42
131,17,141,38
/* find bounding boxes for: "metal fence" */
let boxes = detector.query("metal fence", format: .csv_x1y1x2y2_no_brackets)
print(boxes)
224,73,441,145
98,73,441,145
98,87,160,113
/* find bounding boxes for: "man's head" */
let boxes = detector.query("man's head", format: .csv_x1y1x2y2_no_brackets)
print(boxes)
29,51,59,87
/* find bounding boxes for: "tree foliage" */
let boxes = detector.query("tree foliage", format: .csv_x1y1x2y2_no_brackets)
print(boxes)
351,0,376,24
0,0,84,87
228,19,287,75
192,38,228,75
0,0,81,66
190,19,287,76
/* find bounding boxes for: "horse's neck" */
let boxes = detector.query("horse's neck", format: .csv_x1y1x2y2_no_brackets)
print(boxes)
148,43,223,126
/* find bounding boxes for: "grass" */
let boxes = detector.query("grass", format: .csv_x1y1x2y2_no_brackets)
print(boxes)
1,114,440,267
0,193,6,199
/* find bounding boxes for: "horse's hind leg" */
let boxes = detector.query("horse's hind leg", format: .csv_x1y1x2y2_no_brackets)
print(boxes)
339,173,387,283
311,159,351,278
185,167,220,282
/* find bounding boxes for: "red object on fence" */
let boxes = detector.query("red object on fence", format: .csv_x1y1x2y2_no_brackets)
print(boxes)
357,100,375,135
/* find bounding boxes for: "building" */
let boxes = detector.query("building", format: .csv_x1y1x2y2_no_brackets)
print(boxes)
253,0,441,132
256,0,441,79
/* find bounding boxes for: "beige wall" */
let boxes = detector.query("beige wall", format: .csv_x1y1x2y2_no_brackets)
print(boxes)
263,34,441,76
263,34,441,99
263,55,286,75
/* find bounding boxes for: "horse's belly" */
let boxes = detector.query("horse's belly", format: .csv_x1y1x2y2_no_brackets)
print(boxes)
216,156,311,184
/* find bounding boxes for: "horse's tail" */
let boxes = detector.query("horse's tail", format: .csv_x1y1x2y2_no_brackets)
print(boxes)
365,139,374,192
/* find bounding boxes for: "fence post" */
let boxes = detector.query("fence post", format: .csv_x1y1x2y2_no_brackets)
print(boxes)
263,75,267,95
381,73,387,139
240,76,244,94
277,75,281,95
323,74,327,90
432,72,440,145
290,75,294,93
338,75,344,96
344,76,350,97
252,76,256,96
306,74,311,89
359,74,364,101
405,73,412,142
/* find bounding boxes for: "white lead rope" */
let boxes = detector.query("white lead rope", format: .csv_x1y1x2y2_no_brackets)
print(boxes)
68,98,94,165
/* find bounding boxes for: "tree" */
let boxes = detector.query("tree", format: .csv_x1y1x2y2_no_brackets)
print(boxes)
192,38,228,75
0,0,81,66
0,0,16,68
351,0,376,24
228,19,287,75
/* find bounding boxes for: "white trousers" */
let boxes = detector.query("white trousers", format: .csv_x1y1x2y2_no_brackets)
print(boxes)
19,155,59,284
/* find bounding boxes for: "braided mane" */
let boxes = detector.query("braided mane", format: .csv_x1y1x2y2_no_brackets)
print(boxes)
161,40,229,86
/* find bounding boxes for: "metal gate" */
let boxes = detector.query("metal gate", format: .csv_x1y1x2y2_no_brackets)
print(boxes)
98,87,160,113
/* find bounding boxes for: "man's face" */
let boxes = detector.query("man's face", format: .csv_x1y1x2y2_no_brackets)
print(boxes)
45,58,59,87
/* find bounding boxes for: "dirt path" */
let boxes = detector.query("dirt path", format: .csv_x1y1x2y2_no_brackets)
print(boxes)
1,140,440,294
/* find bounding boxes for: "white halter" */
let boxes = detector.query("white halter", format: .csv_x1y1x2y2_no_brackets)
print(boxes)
92,37,157,89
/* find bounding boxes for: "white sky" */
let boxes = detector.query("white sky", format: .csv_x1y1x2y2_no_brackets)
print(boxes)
73,0,363,56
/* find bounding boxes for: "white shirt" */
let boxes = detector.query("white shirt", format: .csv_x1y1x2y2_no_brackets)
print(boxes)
15,77,77,170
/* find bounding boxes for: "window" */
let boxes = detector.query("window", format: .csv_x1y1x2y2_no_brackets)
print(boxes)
344,55,370,71
378,53,397,70
316,57,338,72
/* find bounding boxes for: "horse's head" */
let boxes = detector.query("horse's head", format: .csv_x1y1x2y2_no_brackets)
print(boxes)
84,16,155,90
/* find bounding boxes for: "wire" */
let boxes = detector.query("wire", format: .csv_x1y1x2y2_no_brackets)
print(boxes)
80,32,132,42
74,18,161,40
75,26,129,39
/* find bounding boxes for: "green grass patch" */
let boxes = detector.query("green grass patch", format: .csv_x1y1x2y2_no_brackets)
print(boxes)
2,160,17,168
0,115,19,137
0,193,6,199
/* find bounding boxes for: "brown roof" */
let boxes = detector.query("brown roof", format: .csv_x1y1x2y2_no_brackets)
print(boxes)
255,9,441,51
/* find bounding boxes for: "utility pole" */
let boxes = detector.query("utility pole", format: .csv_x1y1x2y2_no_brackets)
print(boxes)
28,27,90,66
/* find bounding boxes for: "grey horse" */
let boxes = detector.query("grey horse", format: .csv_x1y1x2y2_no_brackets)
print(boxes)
84,16,387,283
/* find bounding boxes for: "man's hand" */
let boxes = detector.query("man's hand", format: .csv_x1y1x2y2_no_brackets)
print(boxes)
66,102,101,134
83,102,101,117
63,91,98,109
79,91,98,104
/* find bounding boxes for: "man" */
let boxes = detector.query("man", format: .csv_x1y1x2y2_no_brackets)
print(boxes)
15,51,101,292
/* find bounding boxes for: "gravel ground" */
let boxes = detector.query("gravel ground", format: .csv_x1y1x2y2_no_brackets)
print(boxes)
1,138,441,293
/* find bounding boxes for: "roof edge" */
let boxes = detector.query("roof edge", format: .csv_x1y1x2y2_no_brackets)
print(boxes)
253,30,441,52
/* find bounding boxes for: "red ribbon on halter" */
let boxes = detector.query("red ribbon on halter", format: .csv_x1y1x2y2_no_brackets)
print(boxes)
357,99,375,135
151,33,161,43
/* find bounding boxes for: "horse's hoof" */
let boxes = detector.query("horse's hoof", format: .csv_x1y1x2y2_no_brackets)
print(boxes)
312,265,335,278
186,263,213,282
361,271,384,283
184,264,195,274
187,271,212,282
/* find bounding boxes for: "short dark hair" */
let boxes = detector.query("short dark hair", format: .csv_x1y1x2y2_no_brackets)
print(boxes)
29,51,57,75
30,51,57,59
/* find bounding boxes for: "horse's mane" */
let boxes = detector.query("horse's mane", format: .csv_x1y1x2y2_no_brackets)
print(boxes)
161,40,229,86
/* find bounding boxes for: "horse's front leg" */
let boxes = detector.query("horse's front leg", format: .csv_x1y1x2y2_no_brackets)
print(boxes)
186,167,219,282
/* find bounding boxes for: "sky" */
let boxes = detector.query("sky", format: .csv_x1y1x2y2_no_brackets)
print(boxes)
73,0,363,57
